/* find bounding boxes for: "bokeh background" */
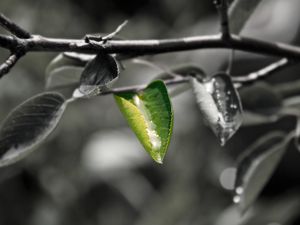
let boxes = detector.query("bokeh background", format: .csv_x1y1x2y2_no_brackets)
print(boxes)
1,0,300,224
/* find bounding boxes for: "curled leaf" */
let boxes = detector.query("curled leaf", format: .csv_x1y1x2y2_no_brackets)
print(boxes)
114,80,173,163
191,73,243,145
0,92,67,167
74,53,119,98
234,131,288,213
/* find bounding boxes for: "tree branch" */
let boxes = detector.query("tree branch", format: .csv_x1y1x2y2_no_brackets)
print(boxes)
1,34,300,60
232,58,293,84
0,34,15,51
0,53,22,78
0,13,300,84
0,13,31,39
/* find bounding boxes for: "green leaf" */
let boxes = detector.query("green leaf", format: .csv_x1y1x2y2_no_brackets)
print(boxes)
234,131,288,213
114,80,173,163
0,92,68,167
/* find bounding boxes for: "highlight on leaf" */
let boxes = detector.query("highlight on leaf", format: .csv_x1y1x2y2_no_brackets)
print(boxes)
114,80,173,164
73,52,119,98
0,92,68,167
234,131,289,213
191,72,243,146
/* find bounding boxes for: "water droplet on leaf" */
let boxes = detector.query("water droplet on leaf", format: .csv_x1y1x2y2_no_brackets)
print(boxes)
191,73,243,145
235,186,244,195
234,132,288,213
233,195,241,204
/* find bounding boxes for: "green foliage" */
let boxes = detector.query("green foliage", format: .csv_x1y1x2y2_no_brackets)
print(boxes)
114,80,173,163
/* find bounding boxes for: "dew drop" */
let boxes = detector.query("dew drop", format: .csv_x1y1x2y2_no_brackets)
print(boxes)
235,186,244,195
230,104,238,110
233,195,241,204
219,137,226,146
219,167,236,190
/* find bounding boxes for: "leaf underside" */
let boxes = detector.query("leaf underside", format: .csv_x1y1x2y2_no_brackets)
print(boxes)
234,131,287,213
114,80,173,163
45,53,87,90
0,92,67,167
75,53,119,97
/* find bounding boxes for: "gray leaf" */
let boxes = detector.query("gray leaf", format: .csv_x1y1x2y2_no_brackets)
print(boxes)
0,92,67,167
239,82,283,116
45,53,91,90
242,111,279,126
229,0,263,34
234,131,288,213
74,53,119,98
191,73,243,145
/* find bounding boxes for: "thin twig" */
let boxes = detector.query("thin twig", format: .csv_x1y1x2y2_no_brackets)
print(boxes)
0,13,31,39
102,20,128,41
226,49,235,74
214,0,230,39
100,76,190,95
232,58,291,83
0,53,22,78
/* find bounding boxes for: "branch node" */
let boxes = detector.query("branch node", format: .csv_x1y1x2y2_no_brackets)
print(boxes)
84,20,128,44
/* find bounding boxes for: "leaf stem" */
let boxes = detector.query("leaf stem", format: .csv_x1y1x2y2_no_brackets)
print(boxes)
100,77,190,95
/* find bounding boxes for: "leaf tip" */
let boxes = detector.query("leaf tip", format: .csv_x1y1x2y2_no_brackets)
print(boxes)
153,154,164,164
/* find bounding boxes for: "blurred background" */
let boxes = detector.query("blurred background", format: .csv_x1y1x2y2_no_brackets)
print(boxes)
1,0,300,224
